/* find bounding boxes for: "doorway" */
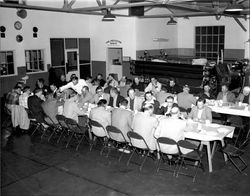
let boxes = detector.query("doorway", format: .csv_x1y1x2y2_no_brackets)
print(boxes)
107,47,123,80
65,49,79,81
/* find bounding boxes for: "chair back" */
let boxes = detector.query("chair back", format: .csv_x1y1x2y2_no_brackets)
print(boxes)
56,115,68,129
106,125,127,143
90,119,107,137
25,108,35,120
177,140,197,154
65,118,85,134
157,137,179,155
127,131,149,150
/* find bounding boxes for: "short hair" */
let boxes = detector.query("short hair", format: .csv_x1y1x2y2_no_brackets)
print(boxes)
97,73,103,77
50,83,56,86
110,87,118,94
70,74,76,80
13,84,22,90
82,86,89,91
97,99,107,106
142,103,154,112
144,91,153,99
165,96,174,102
71,76,78,81
169,77,176,83
23,86,30,93
96,86,103,92
126,79,133,85
170,107,179,115
86,76,92,80
196,97,206,104
221,83,229,89
37,78,45,83
120,99,128,107
34,88,43,94
243,86,250,93
161,86,167,92
127,87,135,96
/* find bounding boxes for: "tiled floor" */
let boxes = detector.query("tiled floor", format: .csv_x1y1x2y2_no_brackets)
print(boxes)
1,129,250,196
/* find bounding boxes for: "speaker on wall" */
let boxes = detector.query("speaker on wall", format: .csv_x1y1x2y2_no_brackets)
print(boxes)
33,27,38,38
129,0,144,16
0,26,6,38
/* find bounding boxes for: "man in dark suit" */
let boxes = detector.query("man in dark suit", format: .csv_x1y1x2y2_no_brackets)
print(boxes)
159,96,178,116
27,88,45,123
108,87,124,108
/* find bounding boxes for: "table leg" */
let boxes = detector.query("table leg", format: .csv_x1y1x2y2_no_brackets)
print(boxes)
88,127,92,141
221,139,228,162
211,141,217,159
205,141,213,173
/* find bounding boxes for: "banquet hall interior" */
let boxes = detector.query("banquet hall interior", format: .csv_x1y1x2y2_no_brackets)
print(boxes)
1,0,250,195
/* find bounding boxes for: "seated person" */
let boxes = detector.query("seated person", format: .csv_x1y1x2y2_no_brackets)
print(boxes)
111,99,133,142
155,107,192,154
236,86,250,104
166,77,181,94
89,99,111,131
63,93,85,123
96,73,106,87
90,79,99,95
93,86,110,104
198,84,214,100
159,96,178,116
119,79,132,98
132,104,158,151
145,77,162,95
104,73,118,89
177,84,196,112
36,78,49,96
49,83,58,98
60,76,88,95
57,74,68,87
188,98,212,123
78,86,94,107
42,92,60,124
217,83,236,103
108,87,125,108
141,91,160,114
126,88,143,112
131,76,144,92
119,76,127,87
19,86,31,109
5,84,22,115
27,88,46,123
156,86,172,105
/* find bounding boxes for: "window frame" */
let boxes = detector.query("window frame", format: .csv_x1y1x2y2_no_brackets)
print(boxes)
0,50,16,77
25,49,46,74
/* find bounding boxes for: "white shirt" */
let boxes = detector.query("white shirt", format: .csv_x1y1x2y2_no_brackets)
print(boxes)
60,79,87,95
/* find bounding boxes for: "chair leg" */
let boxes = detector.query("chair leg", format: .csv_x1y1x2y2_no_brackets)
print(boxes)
66,132,74,148
76,134,85,151
31,123,40,136
139,151,149,171
127,148,135,166
48,126,59,142
40,126,48,139
156,158,161,173
100,138,108,155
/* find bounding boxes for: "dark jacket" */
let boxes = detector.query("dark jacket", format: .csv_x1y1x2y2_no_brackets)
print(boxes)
108,95,125,107
27,95,45,123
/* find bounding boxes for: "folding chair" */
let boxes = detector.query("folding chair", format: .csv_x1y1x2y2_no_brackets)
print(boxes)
44,115,61,142
156,137,181,176
89,119,109,155
64,118,89,151
55,115,69,144
25,108,48,139
127,131,154,171
106,125,129,161
176,140,204,182
221,137,249,173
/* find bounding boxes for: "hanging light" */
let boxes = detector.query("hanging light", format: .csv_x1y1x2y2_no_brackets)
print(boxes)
102,9,116,22
167,17,177,25
225,1,243,12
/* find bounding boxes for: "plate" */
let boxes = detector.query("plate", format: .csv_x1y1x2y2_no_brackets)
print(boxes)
217,128,229,134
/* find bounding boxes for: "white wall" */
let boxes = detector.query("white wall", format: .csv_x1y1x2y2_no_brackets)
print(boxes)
136,18,178,50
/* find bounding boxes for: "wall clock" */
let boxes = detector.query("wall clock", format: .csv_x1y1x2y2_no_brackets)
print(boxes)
14,21,22,30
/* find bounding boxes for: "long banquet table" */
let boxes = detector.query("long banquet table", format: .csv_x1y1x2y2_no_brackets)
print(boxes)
184,121,235,173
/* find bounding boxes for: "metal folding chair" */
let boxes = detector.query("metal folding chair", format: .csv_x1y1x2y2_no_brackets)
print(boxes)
89,119,109,155
64,118,89,151
221,137,249,173
55,114,69,144
127,131,154,171
176,140,204,182
156,137,181,176
106,125,129,161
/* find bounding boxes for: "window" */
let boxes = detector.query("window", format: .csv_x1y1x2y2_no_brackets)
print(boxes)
195,26,225,60
25,50,45,73
0,51,15,76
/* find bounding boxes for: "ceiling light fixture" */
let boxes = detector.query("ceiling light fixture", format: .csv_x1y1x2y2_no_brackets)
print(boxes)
225,1,243,12
102,9,116,22
167,17,177,25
